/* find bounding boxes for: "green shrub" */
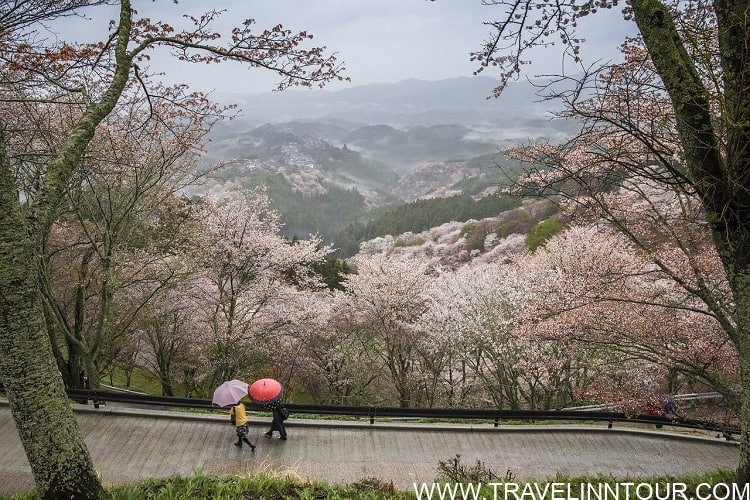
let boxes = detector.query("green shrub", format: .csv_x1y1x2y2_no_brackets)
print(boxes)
437,454,511,483
459,221,476,238
526,217,564,252
394,236,426,247
497,219,520,238
463,228,486,253
102,472,414,500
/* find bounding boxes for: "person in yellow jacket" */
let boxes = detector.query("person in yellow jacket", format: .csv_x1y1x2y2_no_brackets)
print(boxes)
229,402,255,450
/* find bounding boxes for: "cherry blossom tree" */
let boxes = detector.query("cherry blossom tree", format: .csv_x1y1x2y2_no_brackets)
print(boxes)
420,266,495,407
188,188,331,394
343,254,436,407
297,292,383,404
247,288,374,404
468,0,750,481
226,283,326,399
39,95,210,390
127,270,209,397
0,1,346,496
427,260,595,409
516,223,738,411
46,217,191,390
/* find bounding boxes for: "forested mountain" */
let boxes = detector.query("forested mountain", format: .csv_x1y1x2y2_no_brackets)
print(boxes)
341,123,501,174
236,169,384,241
392,153,522,201
202,123,399,239
202,120,523,244
331,193,524,258
207,122,400,190
199,77,571,252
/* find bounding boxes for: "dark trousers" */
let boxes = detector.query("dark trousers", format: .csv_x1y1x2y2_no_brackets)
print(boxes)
269,411,287,439
235,424,254,448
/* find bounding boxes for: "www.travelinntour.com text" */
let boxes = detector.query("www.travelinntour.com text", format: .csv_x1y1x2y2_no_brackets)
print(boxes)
413,481,749,500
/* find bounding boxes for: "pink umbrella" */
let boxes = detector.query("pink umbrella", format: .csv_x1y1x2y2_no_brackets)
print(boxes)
248,378,283,403
212,379,249,408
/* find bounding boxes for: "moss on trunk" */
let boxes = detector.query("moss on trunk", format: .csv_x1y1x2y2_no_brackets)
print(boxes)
0,130,106,498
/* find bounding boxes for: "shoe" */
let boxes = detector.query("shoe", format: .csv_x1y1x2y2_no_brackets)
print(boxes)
233,442,241,447
280,437,287,440
250,445,256,451
264,431,272,437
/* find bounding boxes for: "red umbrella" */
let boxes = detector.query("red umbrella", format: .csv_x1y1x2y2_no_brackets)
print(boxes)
248,378,283,403
212,379,249,408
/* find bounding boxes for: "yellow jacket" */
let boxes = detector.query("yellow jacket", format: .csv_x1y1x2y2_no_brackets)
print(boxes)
230,403,248,426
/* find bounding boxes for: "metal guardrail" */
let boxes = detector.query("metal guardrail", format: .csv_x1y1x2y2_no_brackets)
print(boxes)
48,388,738,439
674,392,724,401
0,385,737,438
565,392,725,412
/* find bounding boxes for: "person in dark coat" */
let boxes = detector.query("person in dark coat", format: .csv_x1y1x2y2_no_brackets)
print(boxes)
264,400,288,440
663,394,679,416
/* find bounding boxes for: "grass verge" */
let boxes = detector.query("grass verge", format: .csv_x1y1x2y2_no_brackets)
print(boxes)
5,468,736,499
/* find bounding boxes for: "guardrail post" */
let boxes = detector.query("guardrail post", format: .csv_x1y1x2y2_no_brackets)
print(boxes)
80,377,90,405
369,407,375,425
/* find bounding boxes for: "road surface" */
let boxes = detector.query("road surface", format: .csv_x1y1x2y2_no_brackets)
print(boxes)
0,402,739,496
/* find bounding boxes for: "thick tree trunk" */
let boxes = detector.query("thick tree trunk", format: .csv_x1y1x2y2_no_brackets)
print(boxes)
631,0,750,483
725,240,750,483
739,328,750,483
0,134,105,498
0,3,132,494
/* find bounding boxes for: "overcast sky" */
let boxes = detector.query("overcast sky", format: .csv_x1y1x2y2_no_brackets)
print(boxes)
63,1,638,96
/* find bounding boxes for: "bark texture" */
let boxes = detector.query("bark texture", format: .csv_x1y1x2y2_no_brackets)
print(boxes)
632,0,750,482
0,129,106,498
0,1,133,496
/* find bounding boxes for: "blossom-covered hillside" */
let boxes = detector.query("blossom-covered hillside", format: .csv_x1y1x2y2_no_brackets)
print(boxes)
356,199,559,269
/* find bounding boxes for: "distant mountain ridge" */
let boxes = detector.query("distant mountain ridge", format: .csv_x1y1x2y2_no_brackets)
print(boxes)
199,76,576,245
206,114,507,170
216,76,571,133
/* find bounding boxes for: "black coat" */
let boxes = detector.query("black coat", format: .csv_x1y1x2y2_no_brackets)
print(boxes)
264,401,287,438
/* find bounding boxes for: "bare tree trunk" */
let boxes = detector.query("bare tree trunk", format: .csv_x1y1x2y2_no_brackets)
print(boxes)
739,326,750,483
0,129,105,498
631,0,750,482
0,2,132,494
722,241,750,483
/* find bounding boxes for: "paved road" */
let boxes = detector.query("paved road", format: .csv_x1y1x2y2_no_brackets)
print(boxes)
0,402,740,496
